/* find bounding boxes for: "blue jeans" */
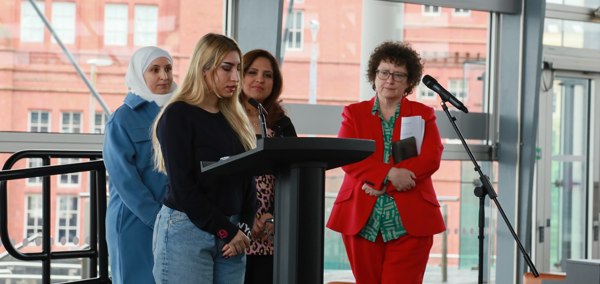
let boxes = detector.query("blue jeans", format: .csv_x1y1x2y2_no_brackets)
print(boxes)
152,205,246,284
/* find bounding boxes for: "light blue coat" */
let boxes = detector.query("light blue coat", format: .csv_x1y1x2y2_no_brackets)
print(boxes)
103,93,168,284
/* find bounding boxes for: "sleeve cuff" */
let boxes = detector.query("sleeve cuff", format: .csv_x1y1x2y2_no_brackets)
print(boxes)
237,222,252,238
383,170,391,186
216,222,239,243
145,207,162,230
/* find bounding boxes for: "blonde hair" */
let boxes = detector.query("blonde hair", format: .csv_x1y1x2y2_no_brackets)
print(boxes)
152,33,256,173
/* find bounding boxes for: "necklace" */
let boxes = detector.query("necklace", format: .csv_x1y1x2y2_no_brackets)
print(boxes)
245,108,260,127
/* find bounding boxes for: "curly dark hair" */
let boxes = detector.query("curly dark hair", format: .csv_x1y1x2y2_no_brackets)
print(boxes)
367,41,423,97
239,49,286,129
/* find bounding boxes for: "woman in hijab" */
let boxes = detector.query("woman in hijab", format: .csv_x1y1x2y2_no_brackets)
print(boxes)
103,46,177,284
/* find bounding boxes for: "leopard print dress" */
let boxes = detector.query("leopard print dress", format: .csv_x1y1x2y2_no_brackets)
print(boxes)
247,129,276,255
246,174,275,255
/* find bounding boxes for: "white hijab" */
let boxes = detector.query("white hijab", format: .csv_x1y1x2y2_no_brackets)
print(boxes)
125,46,178,107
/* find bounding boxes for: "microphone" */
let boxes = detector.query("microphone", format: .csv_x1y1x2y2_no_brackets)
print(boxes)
422,75,469,113
248,98,269,138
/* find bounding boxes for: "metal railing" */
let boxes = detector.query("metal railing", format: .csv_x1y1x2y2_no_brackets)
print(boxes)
0,150,110,284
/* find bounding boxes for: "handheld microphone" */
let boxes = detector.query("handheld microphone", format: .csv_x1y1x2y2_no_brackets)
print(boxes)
248,98,269,138
422,75,469,113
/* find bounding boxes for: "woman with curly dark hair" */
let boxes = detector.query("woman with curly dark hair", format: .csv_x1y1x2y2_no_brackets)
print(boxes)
326,41,446,284
238,49,296,284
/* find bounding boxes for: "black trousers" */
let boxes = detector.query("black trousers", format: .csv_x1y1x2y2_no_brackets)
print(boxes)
244,254,274,284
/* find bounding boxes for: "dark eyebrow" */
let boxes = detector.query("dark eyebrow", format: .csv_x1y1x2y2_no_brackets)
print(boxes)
222,62,236,66
149,64,172,68
247,67,273,73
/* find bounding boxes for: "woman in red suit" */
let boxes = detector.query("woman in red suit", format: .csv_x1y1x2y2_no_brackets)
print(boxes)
326,41,446,284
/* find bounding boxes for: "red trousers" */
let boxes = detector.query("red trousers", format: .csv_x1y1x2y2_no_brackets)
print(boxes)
342,233,433,284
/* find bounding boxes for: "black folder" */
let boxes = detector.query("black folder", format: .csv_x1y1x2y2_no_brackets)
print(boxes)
391,136,418,164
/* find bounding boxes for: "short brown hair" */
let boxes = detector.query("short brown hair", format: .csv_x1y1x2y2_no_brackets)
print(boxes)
239,49,286,129
367,41,423,97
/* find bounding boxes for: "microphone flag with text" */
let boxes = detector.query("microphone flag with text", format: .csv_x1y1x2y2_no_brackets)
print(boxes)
422,75,469,113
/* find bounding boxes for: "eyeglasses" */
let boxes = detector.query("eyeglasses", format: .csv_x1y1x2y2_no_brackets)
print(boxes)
376,70,408,82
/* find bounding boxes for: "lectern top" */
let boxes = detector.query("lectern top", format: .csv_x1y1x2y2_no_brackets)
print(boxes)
201,137,375,175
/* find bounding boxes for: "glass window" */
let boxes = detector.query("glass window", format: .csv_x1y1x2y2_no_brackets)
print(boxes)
25,194,43,238
453,8,471,17
58,158,81,186
94,113,109,134
543,19,600,50
286,10,304,51
134,5,158,46
7,1,223,135
279,2,492,282
449,79,468,100
104,4,128,46
26,158,44,185
3,0,226,279
546,0,600,8
29,111,51,132
423,5,441,16
51,2,76,44
61,112,82,133
20,1,45,43
419,82,436,100
56,195,78,244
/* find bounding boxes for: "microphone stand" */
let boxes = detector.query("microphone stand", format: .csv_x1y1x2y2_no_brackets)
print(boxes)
257,102,268,139
439,101,539,283
248,98,269,139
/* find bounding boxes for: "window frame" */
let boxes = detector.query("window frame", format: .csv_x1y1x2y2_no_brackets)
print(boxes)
94,113,109,134
20,0,46,43
422,5,442,16
286,10,304,51
51,1,76,44
134,5,158,46
24,194,43,239
28,110,51,133
55,195,80,245
452,8,471,17
60,111,82,134
419,82,436,100
104,3,128,46
58,158,82,187
448,78,469,100
25,158,44,186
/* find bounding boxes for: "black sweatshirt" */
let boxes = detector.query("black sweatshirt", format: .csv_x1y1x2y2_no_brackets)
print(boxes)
157,101,258,243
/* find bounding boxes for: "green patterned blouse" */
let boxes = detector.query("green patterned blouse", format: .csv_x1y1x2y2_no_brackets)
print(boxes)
358,97,407,242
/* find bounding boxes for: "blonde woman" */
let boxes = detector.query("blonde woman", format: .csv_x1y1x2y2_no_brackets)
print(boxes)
151,33,258,284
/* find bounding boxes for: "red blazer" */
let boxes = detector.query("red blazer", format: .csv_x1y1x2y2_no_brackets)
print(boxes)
326,96,446,237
